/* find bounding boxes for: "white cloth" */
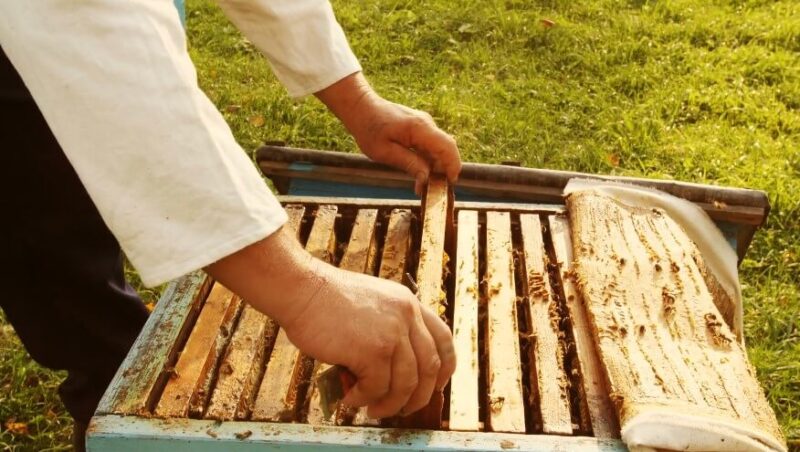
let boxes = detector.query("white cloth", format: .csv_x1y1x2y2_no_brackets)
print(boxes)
0,0,361,286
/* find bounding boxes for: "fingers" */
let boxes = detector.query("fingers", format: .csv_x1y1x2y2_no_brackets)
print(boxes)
341,341,394,408
375,141,431,196
365,335,417,418
366,113,460,194
406,117,461,184
419,305,457,391
401,311,442,415
332,277,454,419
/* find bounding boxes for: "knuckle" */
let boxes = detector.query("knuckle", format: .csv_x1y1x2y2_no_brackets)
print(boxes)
439,325,454,342
421,354,442,377
373,338,395,359
396,296,417,321
439,338,457,367
413,114,431,128
399,376,419,394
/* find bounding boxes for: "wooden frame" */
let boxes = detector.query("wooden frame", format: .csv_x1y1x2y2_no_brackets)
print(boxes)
448,210,480,432
155,283,242,418
485,211,526,433
548,215,619,438
519,214,572,435
401,176,451,429
90,269,628,452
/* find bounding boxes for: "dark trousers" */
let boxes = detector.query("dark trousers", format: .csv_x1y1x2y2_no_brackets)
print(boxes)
0,47,149,424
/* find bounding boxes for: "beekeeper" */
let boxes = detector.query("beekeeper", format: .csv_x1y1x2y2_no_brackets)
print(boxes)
0,1,459,449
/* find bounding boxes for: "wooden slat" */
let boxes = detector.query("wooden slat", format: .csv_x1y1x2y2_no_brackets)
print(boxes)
98,271,212,415
188,298,242,418
203,205,306,421
448,210,481,431
378,209,414,282
307,208,378,425
155,283,242,418
252,205,338,422
249,332,302,422
338,209,379,274
402,177,451,429
548,214,619,438
284,204,306,237
305,206,338,262
417,176,451,314
519,214,573,434
203,303,276,420
351,208,413,427
485,211,526,433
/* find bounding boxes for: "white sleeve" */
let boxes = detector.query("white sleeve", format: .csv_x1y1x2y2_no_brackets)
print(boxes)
0,0,288,287
215,0,362,98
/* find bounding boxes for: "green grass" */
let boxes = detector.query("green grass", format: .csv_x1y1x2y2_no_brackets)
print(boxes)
0,319,72,451
1,0,798,449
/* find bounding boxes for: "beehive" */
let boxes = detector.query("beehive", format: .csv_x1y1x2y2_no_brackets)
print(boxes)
88,196,629,450
87,146,776,451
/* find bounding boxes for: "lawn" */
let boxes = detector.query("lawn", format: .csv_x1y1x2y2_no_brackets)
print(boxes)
1,0,798,450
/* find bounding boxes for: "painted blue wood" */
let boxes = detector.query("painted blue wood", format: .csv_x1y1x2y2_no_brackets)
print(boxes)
716,220,739,251
174,0,186,25
87,415,627,452
287,174,512,203
290,177,417,200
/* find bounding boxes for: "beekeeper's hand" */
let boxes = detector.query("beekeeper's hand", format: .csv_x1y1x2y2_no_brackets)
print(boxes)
316,72,461,195
205,225,456,418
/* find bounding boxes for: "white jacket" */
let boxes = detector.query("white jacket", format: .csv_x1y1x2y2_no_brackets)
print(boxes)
0,0,361,286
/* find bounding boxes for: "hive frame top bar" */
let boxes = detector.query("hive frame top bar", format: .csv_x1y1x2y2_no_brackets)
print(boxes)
256,144,769,261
